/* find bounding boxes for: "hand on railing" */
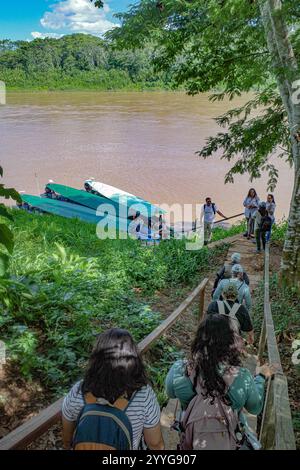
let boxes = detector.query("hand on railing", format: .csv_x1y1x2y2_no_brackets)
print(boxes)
255,363,280,378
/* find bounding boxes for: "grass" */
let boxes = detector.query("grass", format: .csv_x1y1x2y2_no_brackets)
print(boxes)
1,209,229,401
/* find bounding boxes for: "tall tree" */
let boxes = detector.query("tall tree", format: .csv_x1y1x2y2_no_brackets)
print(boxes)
107,0,300,289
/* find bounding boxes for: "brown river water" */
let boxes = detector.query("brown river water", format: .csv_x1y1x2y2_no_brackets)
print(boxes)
0,91,293,225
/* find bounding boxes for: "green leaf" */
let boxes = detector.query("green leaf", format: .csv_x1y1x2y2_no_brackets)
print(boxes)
0,224,14,253
0,204,13,221
0,184,22,203
0,252,9,276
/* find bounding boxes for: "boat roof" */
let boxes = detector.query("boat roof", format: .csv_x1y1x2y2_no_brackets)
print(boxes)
48,183,162,217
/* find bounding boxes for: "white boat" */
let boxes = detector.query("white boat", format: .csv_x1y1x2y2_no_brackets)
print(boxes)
84,179,166,218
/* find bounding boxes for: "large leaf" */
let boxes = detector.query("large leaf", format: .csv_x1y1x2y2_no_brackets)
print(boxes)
0,252,9,276
0,184,22,203
0,224,14,253
0,204,13,221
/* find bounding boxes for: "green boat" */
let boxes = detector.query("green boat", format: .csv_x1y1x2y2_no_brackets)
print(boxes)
47,183,161,219
20,194,154,238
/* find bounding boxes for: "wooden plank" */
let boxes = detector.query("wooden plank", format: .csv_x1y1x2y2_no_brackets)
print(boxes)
260,377,275,449
259,244,295,449
0,398,63,451
0,277,209,450
273,374,296,450
199,286,205,322
264,246,283,371
258,317,266,364
138,278,209,353
207,234,241,249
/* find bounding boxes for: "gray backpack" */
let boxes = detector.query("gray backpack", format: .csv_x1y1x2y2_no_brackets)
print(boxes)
217,300,241,331
180,370,240,450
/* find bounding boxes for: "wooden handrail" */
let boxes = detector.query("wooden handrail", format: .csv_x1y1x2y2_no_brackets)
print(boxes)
259,244,296,450
0,278,209,450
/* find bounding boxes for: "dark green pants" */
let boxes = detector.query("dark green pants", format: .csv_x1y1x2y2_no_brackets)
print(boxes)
255,229,266,251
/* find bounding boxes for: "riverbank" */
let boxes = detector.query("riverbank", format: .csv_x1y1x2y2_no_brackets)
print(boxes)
1,209,237,429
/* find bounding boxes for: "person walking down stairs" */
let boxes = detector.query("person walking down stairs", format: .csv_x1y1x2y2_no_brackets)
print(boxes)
213,264,252,312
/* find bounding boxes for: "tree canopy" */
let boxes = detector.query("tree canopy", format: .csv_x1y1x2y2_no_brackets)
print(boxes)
0,34,171,90
107,0,300,288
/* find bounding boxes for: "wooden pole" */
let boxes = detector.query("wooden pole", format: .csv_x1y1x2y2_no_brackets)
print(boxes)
199,287,206,322
258,317,266,364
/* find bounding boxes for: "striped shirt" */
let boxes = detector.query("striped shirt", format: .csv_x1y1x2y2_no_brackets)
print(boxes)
62,382,160,450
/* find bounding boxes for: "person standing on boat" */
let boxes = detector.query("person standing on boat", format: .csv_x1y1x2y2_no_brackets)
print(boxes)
243,189,260,239
203,197,226,245
266,194,276,242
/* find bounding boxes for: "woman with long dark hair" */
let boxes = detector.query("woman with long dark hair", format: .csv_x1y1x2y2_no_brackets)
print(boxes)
62,328,164,450
166,315,273,449
243,188,260,239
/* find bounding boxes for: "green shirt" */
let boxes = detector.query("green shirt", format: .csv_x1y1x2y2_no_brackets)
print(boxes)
165,360,266,416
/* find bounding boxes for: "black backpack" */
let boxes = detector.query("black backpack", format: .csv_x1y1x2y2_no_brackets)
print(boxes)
204,203,216,215
260,215,272,232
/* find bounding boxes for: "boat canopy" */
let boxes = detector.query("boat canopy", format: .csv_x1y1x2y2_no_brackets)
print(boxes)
47,183,161,218
85,180,166,216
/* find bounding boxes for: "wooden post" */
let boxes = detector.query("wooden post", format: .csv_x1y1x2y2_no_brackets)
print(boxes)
199,286,206,322
260,377,275,449
258,317,266,364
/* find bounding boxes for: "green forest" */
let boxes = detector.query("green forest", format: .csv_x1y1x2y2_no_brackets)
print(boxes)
0,34,171,90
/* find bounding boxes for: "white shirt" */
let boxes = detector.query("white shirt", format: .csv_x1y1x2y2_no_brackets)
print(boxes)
204,203,218,223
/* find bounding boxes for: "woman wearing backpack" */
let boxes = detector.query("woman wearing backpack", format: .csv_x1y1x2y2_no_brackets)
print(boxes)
253,201,271,253
265,194,276,242
243,188,260,239
62,328,164,450
165,315,274,450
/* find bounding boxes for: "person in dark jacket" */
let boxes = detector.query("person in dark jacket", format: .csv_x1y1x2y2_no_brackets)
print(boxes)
212,252,250,298
208,283,254,344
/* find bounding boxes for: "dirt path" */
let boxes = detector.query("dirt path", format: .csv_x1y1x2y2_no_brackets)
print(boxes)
162,235,264,449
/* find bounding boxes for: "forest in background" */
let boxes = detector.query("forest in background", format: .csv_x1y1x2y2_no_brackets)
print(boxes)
0,34,172,90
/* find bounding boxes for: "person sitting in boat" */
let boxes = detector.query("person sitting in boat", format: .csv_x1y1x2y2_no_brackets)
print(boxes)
42,186,56,199
84,182,92,193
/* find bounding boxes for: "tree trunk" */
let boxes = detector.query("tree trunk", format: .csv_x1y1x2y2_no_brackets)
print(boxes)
260,0,300,289
280,166,300,290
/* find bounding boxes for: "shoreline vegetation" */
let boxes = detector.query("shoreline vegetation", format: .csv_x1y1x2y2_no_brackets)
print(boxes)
0,35,175,92
1,210,241,399
1,209,297,445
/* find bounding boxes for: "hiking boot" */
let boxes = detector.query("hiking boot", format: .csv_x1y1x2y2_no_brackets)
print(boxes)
243,232,248,237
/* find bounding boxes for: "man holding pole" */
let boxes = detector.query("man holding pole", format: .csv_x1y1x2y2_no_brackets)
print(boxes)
203,197,226,245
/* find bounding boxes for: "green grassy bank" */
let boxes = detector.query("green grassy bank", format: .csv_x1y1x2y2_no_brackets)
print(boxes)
0,210,243,400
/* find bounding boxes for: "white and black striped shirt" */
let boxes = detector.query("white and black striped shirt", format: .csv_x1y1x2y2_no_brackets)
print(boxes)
62,381,160,450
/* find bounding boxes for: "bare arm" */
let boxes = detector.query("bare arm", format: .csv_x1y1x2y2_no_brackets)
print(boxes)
143,423,165,450
62,416,76,450
247,330,254,345
217,210,226,218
